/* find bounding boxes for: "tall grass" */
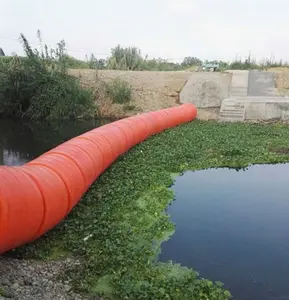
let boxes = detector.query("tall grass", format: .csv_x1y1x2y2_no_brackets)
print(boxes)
0,33,95,120
107,45,183,71
105,78,132,104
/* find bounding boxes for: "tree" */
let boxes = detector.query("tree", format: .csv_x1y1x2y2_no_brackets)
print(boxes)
88,54,106,69
181,56,202,67
107,45,143,70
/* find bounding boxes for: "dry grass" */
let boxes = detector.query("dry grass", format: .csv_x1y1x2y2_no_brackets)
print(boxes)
69,69,222,120
69,69,191,116
267,67,289,72
272,71,289,95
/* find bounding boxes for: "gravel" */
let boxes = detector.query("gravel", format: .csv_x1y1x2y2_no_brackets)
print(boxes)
0,256,97,300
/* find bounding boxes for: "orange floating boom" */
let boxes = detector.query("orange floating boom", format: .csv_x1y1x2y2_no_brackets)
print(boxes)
0,104,197,254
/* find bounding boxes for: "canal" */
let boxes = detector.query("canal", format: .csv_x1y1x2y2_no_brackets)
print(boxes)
0,118,111,166
159,165,289,300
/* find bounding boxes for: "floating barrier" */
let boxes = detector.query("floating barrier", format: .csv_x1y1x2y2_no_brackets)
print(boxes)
0,104,197,254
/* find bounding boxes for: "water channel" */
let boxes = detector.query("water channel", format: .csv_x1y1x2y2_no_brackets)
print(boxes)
159,166,289,300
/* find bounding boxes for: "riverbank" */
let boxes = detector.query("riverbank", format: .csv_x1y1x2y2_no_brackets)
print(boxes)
69,69,223,120
3,120,289,299
69,69,192,118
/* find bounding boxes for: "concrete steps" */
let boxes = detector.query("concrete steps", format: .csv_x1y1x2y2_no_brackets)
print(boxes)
219,100,245,122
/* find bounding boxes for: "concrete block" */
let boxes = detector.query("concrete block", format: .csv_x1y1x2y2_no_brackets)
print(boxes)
180,73,231,108
220,97,289,121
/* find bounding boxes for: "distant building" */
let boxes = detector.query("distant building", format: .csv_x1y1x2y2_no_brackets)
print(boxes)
0,48,5,56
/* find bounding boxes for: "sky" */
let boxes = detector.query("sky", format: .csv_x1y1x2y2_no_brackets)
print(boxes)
1,0,289,63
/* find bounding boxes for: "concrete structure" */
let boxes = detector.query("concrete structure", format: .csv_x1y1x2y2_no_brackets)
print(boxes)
219,99,246,122
219,70,285,122
180,69,289,122
220,97,289,121
248,71,276,96
228,70,248,97
180,72,231,108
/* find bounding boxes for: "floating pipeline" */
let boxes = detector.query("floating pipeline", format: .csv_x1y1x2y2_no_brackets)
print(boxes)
0,104,197,254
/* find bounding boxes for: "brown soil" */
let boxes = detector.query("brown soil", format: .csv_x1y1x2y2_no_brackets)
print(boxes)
197,108,220,120
69,69,192,117
275,72,289,95
269,147,289,155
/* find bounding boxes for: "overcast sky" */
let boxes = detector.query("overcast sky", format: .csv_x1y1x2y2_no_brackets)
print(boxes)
1,0,289,62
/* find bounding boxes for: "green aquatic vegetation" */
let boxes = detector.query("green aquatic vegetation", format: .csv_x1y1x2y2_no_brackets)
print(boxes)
10,120,289,299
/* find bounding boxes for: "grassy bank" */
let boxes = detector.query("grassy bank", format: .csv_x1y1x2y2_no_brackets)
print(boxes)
9,120,289,299
0,33,133,120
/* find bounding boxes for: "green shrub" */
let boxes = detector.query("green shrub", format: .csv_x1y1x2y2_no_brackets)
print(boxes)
0,32,95,120
105,77,132,104
107,45,143,70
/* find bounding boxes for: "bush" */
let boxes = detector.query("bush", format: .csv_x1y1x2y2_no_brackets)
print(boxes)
107,45,143,70
105,77,132,104
0,32,95,120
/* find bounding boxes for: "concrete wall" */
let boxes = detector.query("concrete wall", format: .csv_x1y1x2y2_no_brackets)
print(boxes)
245,98,289,120
228,70,248,97
224,97,289,121
180,72,232,108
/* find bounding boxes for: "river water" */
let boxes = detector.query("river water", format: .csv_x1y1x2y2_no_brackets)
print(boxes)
159,165,289,300
0,118,111,166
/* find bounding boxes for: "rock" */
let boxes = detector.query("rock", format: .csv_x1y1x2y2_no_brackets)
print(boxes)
64,285,72,292
18,278,25,286
0,257,85,299
11,282,20,290
23,278,32,286
1,278,10,286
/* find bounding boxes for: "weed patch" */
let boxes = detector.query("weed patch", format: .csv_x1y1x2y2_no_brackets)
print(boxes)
0,33,95,120
105,78,132,104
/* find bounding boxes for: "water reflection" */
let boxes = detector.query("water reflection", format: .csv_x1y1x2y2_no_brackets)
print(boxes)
0,118,113,166
160,165,289,300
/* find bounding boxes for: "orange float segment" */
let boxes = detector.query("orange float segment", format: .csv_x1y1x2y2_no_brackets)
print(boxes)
97,124,128,155
90,129,123,158
148,111,167,133
127,116,150,137
0,104,197,254
20,165,69,238
109,121,136,148
179,103,197,122
0,167,44,253
131,114,156,137
47,144,97,188
27,153,85,212
115,118,142,144
162,107,182,128
79,133,115,172
120,118,148,143
65,137,104,179
136,113,158,136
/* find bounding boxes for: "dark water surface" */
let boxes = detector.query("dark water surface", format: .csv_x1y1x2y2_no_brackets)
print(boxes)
0,118,112,166
159,165,289,300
